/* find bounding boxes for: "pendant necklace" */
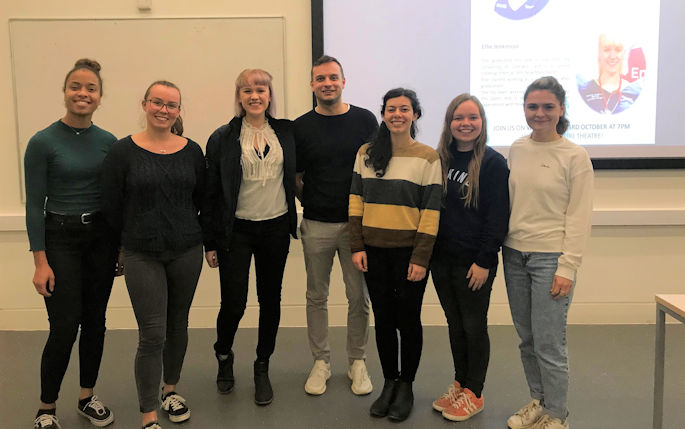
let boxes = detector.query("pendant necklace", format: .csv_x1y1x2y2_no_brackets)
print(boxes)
64,122,93,135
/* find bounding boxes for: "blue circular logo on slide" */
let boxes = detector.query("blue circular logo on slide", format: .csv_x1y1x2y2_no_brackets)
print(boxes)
494,0,550,20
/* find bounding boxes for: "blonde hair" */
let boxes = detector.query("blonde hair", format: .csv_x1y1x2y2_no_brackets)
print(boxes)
436,94,488,208
234,69,275,117
597,33,625,75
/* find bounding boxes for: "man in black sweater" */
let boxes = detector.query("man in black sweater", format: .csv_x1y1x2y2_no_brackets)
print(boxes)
294,55,377,396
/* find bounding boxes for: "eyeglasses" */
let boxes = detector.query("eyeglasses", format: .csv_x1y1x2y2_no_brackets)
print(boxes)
147,98,180,111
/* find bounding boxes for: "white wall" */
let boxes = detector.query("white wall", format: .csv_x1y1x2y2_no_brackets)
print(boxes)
1,0,684,330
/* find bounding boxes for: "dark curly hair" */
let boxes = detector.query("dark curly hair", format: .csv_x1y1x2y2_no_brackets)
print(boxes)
63,58,103,95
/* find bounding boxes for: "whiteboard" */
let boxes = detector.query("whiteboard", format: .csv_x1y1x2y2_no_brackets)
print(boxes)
9,17,286,198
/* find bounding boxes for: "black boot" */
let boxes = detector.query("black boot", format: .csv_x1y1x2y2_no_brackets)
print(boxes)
216,351,234,394
370,379,398,417
253,359,273,405
387,381,413,421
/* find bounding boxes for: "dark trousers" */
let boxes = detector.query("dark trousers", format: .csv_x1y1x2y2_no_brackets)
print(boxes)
364,246,427,382
41,214,117,404
430,252,495,397
214,214,290,361
124,244,203,413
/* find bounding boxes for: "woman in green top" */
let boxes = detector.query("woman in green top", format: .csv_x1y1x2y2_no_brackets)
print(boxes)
24,59,118,429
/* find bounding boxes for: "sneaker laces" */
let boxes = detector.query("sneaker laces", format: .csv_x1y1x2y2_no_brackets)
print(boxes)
516,400,541,420
442,383,461,404
83,395,107,416
352,363,369,381
453,391,479,413
312,364,329,379
34,414,59,428
537,414,565,429
163,394,186,412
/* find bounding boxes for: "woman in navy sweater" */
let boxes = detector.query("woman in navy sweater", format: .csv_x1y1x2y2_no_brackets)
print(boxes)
430,94,509,422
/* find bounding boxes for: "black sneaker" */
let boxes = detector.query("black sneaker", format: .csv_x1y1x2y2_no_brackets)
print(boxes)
33,413,61,429
77,396,114,427
142,421,162,429
160,392,190,423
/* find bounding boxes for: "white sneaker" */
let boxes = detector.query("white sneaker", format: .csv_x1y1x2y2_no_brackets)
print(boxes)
507,399,544,429
347,360,373,395
304,360,331,395
531,414,569,429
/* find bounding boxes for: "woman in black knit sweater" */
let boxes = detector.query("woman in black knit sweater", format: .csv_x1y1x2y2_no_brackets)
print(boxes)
101,80,205,429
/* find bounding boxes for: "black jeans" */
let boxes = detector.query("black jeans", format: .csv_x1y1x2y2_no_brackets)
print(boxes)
364,246,427,382
124,244,203,413
41,213,117,404
430,251,496,397
214,214,290,360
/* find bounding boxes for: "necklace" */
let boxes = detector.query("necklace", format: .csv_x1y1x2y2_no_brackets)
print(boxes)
63,122,93,135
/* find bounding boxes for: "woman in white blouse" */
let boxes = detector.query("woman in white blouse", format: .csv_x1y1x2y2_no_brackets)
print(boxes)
202,69,298,406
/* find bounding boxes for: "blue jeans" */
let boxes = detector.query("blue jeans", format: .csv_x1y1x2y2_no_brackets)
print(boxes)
503,246,573,421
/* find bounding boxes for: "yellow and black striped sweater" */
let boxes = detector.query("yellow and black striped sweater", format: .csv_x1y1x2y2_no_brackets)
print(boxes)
349,141,442,268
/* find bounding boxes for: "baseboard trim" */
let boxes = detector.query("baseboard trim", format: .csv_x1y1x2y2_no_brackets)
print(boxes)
0,302,672,330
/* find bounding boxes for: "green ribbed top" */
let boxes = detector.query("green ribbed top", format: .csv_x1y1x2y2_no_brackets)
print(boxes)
24,120,116,251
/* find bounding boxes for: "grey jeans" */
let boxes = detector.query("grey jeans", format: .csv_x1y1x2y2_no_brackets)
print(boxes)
300,219,370,364
124,244,203,413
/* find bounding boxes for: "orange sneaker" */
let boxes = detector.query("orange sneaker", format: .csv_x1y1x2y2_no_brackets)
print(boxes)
431,380,462,412
442,387,484,422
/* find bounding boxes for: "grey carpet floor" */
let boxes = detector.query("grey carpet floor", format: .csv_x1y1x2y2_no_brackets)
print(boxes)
2,325,683,428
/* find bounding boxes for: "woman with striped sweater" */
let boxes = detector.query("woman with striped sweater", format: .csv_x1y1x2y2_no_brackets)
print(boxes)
349,88,442,422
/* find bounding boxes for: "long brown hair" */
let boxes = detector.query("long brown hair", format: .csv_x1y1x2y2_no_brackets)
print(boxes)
366,88,422,177
436,94,488,208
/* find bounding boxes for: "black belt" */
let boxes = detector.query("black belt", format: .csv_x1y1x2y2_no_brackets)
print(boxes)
46,211,102,225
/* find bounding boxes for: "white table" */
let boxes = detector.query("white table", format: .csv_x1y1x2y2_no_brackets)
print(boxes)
653,294,685,429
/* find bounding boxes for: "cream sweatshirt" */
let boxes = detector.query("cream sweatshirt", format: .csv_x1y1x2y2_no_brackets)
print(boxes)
504,135,594,280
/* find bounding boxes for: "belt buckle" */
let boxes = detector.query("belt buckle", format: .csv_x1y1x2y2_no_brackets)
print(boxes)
81,212,93,225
